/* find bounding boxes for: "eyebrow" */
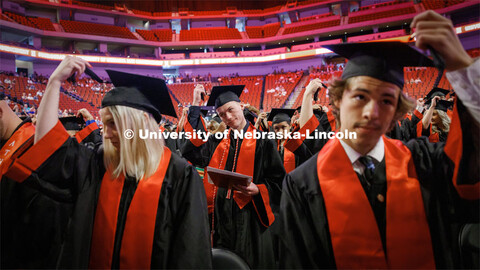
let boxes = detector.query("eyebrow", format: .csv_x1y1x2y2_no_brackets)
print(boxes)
352,88,396,99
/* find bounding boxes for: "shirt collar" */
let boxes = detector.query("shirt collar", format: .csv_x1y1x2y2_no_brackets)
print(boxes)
339,137,385,165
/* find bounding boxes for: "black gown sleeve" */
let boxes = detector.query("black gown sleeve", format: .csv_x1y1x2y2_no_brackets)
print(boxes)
278,154,336,269
6,120,101,202
181,106,221,167
152,153,212,269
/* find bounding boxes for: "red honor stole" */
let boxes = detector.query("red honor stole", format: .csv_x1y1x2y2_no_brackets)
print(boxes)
0,122,35,177
278,142,295,174
317,137,435,269
209,124,256,209
89,148,172,269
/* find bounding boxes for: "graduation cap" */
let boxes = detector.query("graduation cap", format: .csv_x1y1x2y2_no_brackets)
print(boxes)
424,87,450,103
243,108,258,125
206,85,245,109
103,70,177,122
68,67,104,84
60,116,85,131
435,100,454,112
323,42,435,89
267,108,296,124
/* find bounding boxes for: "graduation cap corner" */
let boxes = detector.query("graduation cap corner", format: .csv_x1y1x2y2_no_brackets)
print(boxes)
103,70,177,122
206,85,245,108
323,41,435,89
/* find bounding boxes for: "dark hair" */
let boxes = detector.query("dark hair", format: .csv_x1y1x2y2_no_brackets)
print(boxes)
327,77,415,130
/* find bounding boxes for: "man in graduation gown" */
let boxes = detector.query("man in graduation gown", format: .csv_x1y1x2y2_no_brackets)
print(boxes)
284,80,333,157
268,108,308,173
181,84,285,268
278,11,479,269
5,57,212,269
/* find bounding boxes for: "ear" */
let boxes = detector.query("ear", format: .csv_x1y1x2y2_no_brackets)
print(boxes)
333,99,341,109
0,106,3,119
239,103,245,110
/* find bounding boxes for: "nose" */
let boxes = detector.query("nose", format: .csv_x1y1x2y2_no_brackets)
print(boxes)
224,112,233,122
363,100,380,120
104,126,113,139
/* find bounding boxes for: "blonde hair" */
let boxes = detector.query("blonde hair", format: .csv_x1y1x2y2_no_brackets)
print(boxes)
103,106,164,181
433,109,451,133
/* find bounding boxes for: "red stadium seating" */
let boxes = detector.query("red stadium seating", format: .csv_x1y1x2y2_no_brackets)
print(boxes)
136,29,158,41
220,76,264,109
60,20,137,39
349,5,416,24
136,29,173,42
422,0,465,10
4,11,37,28
243,5,281,14
152,12,172,17
246,22,281,38
28,17,56,31
72,0,113,11
130,9,152,16
153,29,174,42
263,72,303,111
404,67,452,99
190,10,225,16
180,27,242,41
283,16,341,35
292,69,342,109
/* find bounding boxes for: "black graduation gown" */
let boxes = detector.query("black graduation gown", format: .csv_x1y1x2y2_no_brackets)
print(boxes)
74,122,103,150
5,121,212,269
284,112,329,161
278,101,479,269
1,119,73,269
181,106,285,269
386,111,423,141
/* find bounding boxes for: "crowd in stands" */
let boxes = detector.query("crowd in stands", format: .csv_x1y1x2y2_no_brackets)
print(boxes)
2,46,478,125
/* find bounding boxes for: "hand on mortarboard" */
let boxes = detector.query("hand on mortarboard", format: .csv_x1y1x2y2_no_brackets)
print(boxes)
305,78,324,100
430,96,441,109
411,10,474,71
77,108,94,121
192,84,206,106
417,98,425,108
50,56,91,85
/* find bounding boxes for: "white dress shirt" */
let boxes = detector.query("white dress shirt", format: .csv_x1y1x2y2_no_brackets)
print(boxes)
339,137,384,175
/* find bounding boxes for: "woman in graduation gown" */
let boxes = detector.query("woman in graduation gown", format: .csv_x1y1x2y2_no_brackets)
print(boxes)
278,11,479,269
5,57,212,269
421,96,452,142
